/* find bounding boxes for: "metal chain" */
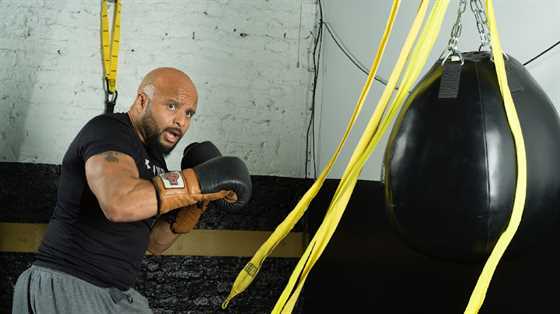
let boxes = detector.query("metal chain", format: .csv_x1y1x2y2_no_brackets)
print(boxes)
469,0,491,51
442,0,467,64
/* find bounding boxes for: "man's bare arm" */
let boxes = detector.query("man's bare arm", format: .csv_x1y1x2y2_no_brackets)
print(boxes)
85,151,158,222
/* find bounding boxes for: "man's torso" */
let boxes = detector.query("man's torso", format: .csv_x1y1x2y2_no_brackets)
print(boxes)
35,112,167,290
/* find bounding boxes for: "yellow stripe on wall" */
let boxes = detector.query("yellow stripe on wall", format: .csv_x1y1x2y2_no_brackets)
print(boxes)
0,223,304,258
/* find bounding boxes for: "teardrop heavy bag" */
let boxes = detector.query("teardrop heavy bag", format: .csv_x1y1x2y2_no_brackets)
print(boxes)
383,51,560,262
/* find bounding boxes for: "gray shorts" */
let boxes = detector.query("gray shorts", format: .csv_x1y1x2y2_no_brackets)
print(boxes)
12,265,152,314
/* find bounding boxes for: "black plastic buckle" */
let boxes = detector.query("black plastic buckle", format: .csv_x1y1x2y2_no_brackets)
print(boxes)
104,78,118,114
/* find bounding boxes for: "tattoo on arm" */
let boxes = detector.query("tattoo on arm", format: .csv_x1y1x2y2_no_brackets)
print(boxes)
103,151,121,163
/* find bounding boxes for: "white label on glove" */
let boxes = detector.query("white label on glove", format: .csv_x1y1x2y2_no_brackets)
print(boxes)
160,171,185,189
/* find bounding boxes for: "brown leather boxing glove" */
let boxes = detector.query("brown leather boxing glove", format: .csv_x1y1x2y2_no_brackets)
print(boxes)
152,168,232,215
153,137,251,216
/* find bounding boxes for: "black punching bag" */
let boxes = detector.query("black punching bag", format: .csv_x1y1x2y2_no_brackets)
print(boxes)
383,51,560,262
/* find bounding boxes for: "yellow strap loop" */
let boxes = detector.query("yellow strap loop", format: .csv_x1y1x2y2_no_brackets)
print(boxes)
101,0,121,94
221,0,403,309
464,0,527,313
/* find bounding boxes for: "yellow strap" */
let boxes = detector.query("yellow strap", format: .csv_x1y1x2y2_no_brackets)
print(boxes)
464,0,527,313
101,0,122,93
221,0,402,309
275,1,450,312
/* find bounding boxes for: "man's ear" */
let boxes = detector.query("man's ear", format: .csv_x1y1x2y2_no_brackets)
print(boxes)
134,92,149,112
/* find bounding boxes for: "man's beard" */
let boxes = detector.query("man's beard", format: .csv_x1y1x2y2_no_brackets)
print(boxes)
141,110,176,156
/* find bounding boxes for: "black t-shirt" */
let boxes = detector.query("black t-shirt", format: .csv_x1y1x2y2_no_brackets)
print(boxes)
35,112,167,290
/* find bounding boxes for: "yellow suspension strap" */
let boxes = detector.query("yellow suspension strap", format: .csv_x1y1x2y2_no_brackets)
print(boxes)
101,0,122,113
464,0,527,313
274,1,450,312
221,0,403,310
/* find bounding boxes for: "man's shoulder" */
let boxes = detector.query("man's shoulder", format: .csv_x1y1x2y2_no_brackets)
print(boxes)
76,112,136,145
84,112,131,130
74,112,141,161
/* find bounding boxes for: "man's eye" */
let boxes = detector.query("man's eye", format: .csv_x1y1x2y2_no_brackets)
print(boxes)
167,103,177,111
186,111,194,118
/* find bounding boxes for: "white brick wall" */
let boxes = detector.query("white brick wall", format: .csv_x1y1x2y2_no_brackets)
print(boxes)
0,0,317,177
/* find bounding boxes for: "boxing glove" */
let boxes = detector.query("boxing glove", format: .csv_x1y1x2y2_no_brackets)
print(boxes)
153,155,251,215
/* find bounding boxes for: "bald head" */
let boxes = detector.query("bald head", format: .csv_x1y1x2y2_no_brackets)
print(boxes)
138,67,197,102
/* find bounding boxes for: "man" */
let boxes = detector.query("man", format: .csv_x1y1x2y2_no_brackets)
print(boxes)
12,67,251,313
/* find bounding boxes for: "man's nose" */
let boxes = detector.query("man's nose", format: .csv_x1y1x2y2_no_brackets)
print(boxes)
174,113,187,129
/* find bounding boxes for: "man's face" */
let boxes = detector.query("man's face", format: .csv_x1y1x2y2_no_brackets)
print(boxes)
140,84,198,155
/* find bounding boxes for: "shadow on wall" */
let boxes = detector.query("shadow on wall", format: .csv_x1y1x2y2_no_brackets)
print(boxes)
0,2,56,162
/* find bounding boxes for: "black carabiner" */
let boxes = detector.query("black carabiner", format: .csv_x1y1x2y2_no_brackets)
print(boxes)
104,77,118,114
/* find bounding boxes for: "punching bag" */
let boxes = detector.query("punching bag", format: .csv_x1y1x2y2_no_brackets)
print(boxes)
383,51,560,262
